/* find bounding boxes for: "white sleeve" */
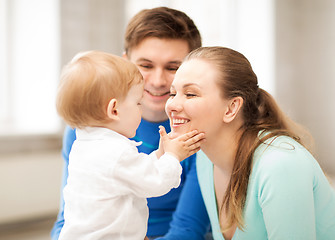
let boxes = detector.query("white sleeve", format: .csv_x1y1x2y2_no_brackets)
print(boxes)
111,147,182,198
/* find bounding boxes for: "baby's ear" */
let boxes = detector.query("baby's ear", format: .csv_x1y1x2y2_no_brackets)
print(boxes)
106,99,120,121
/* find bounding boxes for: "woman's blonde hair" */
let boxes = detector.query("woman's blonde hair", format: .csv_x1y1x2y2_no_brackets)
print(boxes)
186,46,313,232
56,51,143,128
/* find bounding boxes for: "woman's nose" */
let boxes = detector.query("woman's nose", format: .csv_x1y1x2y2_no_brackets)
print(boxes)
166,94,183,112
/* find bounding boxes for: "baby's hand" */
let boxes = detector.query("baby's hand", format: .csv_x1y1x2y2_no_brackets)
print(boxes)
158,126,205,161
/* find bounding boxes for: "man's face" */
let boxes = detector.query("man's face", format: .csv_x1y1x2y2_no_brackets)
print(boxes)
126,37,189,122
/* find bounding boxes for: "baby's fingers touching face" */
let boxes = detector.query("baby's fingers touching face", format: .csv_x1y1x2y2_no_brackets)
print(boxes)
160,127,205,161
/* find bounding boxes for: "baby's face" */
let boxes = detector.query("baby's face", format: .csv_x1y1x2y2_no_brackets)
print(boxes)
115,82,144,138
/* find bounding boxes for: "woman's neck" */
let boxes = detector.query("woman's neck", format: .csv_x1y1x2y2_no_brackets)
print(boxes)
201,126,241,175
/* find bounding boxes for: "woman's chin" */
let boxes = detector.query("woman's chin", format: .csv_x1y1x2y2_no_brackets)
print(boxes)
169,130,182,139
170,126,193,138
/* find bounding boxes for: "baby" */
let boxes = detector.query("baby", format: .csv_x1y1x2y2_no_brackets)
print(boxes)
56,51,204,240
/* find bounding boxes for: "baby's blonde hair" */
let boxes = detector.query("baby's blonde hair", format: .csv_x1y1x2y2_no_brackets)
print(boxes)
56,51,143,128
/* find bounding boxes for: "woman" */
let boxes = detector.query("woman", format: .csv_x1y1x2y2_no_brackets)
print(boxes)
165,46,335,239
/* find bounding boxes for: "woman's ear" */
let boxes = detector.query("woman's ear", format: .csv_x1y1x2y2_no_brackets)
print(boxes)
106,99,120,121
223,96,243,123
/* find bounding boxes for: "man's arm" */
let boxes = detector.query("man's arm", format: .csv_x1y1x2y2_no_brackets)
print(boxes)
158,155,211,240
50,126,76,240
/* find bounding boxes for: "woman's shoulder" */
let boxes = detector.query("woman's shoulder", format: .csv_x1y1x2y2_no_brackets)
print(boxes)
252,135,317,180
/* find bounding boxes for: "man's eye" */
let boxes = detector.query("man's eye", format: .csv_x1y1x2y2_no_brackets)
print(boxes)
139,64,152,69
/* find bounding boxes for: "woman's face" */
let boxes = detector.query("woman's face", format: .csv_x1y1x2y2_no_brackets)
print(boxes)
165,58,228,139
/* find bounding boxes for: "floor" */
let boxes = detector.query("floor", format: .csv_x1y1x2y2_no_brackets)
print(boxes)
0,216,55,240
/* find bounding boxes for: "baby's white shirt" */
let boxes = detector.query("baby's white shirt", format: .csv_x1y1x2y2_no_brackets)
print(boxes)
58,127,182,240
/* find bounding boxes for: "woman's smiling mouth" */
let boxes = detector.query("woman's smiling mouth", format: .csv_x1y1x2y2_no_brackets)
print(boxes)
171,117,190,126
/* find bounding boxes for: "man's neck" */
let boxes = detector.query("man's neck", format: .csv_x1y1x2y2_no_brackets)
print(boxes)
142,111,169,123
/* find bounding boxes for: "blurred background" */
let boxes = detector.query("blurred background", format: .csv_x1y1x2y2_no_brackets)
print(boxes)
0,0,334,239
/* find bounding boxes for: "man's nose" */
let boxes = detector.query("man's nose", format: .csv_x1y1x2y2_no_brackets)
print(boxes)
150,68,168,87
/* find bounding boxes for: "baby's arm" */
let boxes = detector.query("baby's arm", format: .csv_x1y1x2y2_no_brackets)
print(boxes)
156,126,205,161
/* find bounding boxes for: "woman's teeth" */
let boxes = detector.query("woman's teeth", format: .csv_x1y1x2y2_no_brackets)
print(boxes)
173,119,189,125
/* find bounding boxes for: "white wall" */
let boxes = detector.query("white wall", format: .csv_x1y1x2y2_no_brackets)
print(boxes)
61,0,125,65
275,0,335,174
0,151,63,224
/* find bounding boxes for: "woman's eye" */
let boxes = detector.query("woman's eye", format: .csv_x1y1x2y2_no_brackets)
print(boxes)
186,93,197,97
166,65,179,72
169,93,176,97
